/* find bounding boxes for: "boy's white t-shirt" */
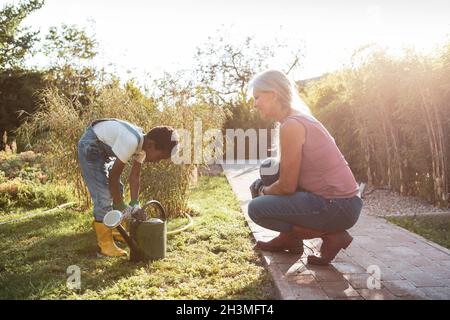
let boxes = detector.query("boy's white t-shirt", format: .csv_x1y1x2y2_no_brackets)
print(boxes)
92,120,146,164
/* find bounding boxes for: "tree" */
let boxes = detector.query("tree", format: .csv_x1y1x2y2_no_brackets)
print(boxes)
42,23,99,106
0,69,48,142
0,0,44,71
195,34,303,109
194,33,304,159
0,0,45,147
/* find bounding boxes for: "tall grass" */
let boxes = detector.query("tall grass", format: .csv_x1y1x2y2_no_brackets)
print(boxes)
302,43,450,207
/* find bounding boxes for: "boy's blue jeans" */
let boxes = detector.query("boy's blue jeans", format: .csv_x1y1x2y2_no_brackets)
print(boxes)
77,127,124,222
248,192,362,233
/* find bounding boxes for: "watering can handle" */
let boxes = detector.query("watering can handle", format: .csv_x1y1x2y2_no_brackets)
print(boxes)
142,200,167,221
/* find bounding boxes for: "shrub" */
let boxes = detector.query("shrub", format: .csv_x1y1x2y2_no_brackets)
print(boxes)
0,178,73,212
0,150,47,183
0,150,73,212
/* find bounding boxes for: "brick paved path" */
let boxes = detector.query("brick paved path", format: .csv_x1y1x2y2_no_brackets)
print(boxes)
222,163,450,300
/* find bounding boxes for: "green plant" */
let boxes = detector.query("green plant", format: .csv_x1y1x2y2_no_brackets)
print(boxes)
0,147,72,213
0,150,47,182
0,178,73,212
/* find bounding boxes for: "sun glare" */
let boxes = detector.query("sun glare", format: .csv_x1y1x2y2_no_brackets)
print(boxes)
14,0,450,82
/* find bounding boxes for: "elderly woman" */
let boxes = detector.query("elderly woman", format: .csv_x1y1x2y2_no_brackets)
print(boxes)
247,70,362,265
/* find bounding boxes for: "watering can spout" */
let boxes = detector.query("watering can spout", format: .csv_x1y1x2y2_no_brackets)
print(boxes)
103,209,141,256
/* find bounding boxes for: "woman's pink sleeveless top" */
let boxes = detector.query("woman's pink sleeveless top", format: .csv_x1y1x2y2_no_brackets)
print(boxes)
284,115,359,199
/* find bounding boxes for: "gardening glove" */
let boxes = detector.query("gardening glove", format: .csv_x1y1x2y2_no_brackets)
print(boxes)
113,201,139,222
129,199,141,209
128,200,148,221
250,178,265,199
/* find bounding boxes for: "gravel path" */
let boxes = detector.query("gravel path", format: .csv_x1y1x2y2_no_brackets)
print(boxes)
361,186,450,217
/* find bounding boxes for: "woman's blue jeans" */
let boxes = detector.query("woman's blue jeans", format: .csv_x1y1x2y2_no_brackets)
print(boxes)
248,192,362,233
77,127,124,222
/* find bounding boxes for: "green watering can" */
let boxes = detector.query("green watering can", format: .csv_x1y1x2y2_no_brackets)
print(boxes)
104,200,167,262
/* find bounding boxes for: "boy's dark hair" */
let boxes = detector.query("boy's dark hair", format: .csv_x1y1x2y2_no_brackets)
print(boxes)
145,126,178,156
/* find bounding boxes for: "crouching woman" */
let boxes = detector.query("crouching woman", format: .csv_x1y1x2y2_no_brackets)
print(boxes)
247,70,363,265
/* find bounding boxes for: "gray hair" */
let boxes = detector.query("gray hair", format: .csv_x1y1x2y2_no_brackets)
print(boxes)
247,69,315,121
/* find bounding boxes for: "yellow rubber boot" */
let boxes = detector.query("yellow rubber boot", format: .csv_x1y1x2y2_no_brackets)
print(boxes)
93,222,127,257
112,220,128,243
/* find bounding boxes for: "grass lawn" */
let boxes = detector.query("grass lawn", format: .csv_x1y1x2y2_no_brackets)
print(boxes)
0,175,275,299
386,214,450,250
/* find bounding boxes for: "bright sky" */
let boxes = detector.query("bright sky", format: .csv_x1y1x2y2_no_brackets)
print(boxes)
4,0,450,84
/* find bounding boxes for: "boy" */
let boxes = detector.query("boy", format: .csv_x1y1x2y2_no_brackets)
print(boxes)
77,118,178,257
